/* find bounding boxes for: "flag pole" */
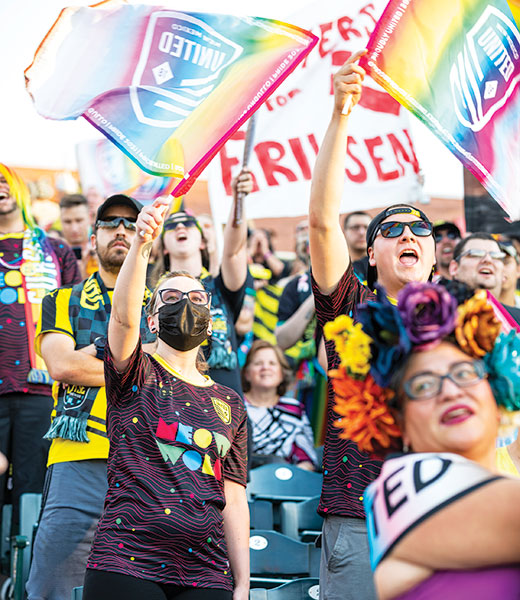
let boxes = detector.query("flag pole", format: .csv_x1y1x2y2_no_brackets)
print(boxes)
233,113,256,227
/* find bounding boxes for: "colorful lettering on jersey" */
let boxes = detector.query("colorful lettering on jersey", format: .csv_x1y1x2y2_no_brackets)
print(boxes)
155,418,231,480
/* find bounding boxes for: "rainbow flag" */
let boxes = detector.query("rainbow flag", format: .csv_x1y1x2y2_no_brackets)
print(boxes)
25,1,317,197
76,139,175,204
362,0,520,219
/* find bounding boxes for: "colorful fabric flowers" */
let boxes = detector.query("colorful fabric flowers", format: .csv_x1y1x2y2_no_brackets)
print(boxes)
330,372,401,454
323,314,371,377
397,282,458,349
356,287,411,387
455,290,501,357
484,331,520,411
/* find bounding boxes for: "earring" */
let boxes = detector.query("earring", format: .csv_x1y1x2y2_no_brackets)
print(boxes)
402,442,409,453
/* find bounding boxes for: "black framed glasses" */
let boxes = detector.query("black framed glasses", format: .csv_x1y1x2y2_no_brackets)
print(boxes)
403,360,486,400
158,288,211,306
378,220,433,239
434,230,459,243
96,216,137,231
456,248,506,262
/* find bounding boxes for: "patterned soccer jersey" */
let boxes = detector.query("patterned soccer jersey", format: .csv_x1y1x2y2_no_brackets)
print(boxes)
87,343,248,589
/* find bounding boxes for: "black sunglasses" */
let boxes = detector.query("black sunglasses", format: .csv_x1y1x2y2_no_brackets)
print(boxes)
158,288,211,306
378,220,433,239
164,217,201,233
434,230,459,242
96,216,137,231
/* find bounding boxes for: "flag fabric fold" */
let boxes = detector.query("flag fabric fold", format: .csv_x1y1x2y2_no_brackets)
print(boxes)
25,0,317,196
362,0,520,219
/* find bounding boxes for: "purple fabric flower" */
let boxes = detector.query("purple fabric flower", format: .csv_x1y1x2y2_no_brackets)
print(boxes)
357,285,411,387
397,283,458,348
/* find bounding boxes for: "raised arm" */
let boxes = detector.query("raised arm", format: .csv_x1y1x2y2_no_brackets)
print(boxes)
309,50,366,294
221,171,252,292
108,198,169,372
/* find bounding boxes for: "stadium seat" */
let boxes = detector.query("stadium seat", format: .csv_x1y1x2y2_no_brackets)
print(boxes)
250,577,319,599
249,499,274,530
280,496,322,542
247,464,322,503
249,530,320,587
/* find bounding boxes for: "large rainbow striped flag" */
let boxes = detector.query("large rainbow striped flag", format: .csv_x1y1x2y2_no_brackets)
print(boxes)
25,1,317,197
362,0,520,219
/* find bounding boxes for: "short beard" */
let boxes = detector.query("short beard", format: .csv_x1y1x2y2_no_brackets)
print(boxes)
0,199,18,216
96,248,127,274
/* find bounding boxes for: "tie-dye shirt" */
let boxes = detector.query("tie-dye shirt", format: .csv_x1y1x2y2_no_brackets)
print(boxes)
87,343,248,589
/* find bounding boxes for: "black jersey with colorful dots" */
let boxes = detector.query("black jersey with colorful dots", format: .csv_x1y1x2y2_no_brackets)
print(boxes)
87,343,248,589
312,263,383,519
0,234,80,396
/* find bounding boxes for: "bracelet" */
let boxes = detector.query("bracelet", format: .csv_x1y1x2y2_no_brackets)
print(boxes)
263,251,273,260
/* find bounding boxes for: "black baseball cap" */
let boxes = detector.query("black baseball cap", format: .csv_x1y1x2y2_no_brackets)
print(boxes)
433,220,462,239
365,204,432,290
95,194,143,225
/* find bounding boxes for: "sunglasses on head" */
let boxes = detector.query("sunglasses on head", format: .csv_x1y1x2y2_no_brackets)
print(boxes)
378,220,433,239
456,248,506,262
164,217,200,232
158,288,211,306
96,216,137,231
434,230,459,242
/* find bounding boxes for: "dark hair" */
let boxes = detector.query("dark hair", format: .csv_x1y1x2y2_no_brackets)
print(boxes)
342,211,371,230
452,232,498,262
59,194,88,210
241,340,292,397
147,270,209,374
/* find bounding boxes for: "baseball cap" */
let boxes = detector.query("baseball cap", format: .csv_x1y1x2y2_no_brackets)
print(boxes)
95,194,143,225
365,204,432,290
433,220,462,239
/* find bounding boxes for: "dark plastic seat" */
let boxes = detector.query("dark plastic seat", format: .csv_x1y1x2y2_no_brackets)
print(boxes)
247,464,322,503
280,496,322,542
72,587,83,600
249,499,274,530
249,578,319,599
249,529,320,587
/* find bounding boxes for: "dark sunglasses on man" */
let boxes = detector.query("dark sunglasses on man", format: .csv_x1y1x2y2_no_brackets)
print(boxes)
377,220,433,239
456,248,506,262
434,230,459,243
95,216,137,231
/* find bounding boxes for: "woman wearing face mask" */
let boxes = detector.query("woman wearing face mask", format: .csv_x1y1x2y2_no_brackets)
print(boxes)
324,283,520,600
83,198,250,600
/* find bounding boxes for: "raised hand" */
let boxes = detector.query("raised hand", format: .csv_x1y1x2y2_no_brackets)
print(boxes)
332,49,367,116
136,196,171,243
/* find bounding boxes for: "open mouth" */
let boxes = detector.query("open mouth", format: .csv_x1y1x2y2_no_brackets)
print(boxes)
441,405,474,425
0,192,10,200
399,248,419,266
478,267,493,276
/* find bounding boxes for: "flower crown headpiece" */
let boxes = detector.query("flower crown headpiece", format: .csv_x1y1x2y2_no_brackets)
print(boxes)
323,282,520,457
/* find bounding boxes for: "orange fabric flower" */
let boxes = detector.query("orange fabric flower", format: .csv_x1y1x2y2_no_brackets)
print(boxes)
455,290,501,358
329,368,401,454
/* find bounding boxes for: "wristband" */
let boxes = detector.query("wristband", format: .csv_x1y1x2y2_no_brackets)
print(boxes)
263,251,273,260
93,336,106,361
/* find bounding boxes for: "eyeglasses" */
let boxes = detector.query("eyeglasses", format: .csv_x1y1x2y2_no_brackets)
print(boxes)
434,230,459,243
403,360,486,400
158,288,211,306
456,248,506,262
378,220,433,239
164,217,200,232
96,216,137,231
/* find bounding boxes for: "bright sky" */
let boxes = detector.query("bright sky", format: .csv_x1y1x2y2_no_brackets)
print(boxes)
0,0,462,197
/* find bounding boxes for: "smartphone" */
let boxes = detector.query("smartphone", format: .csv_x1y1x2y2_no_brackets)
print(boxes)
73,247,82,260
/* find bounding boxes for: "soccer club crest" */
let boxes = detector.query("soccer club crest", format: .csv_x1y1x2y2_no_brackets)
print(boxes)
450,5,520,132
212,397,231,424
130,11,243,129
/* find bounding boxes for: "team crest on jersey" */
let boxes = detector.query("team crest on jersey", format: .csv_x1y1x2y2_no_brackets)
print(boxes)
212,397,231,424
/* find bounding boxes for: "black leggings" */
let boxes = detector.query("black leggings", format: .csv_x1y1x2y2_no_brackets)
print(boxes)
83,569,233,600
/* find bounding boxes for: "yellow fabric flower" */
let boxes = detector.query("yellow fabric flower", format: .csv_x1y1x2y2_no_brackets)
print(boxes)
455,290,501,358
324,315,372,376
